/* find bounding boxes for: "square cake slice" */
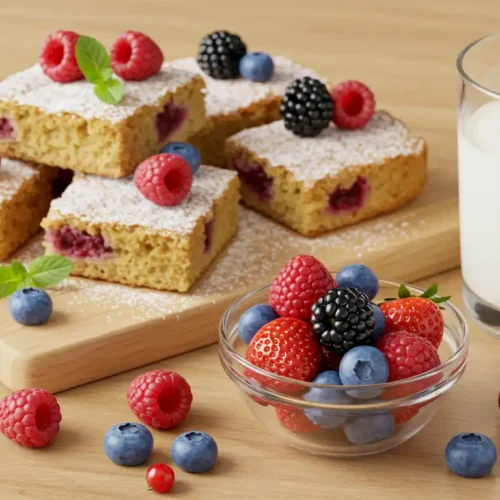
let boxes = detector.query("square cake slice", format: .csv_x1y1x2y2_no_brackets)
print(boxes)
0,63,206,178
41,166,240,292
170,57,324,167
0,157,56,260
225,112,427,236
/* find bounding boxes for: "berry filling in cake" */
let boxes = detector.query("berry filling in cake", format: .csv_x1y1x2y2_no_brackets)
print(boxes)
232,159,273,200
204,219,214,254
0,117,15,139
327,177,369,214
46,226,112,260
155,100,188,143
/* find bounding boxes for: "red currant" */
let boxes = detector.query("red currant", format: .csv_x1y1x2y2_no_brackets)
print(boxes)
146,463,175,494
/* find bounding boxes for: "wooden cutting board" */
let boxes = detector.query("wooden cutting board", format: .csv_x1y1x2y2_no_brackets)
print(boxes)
0,165,459,394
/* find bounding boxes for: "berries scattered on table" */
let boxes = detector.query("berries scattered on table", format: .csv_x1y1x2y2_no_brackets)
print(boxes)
245,317,322,392
339,345,389,399
379,283,447,349
9,288,53,326
311,287,375,355
197,30,247,80
303,371,352,428
281,77,333,137
110,31,163,81
40,30,83,83
239,52,274,82
377,331,441,382
344,413,395,444
160,142,201,175
104,422,154,466
445,433,497,478
146,463,175,493
127,369,193,430
330,80,375,130
0,388,61,448
238,303,279,344
134,154,193,207
371,303,385,340
336,264,379,300
276,407,320,434
171,431,218,473
269,254,336,320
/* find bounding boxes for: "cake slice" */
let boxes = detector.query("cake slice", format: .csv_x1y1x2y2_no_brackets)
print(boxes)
170,57,324,167
225,112,427,236
0,63,206,178
41,166,240,292
0,157,56,260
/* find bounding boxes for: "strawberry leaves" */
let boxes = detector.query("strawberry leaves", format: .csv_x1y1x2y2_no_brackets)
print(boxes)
383,283,450,306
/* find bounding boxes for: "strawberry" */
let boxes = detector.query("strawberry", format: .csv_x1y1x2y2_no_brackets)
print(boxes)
245,317,322,394
379,283,450,348
276,407,320,434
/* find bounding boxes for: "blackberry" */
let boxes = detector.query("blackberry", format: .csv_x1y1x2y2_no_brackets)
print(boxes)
311,287,375,355
197,31,247,80
280,77,333,137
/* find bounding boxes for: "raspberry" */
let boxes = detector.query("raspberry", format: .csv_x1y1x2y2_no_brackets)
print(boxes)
134,154,193,206
331,80,375,130
276,407,320,434
377,332,441,381
110,31,163,81
0,388,61,448
127,369,193,430
39,31,83,83
270,255,337,319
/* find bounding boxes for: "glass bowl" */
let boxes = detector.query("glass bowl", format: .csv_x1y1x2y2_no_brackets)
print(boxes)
219,277,469,457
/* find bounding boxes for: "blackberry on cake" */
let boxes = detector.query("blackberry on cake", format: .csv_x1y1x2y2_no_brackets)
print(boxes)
41,166,240,292
311,287,375,355
280,76,333,137
225,112,427,236
197,30,247,80
170,56,327,166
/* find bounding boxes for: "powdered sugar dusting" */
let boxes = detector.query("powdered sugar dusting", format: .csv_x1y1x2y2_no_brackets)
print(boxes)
0,63,197,123
228,113,425,186
45,166,238,235
6,207,423,322
170,57,323,117
0,157,39,203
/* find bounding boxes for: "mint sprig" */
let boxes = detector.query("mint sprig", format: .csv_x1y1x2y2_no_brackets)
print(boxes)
0,256,73,298
76,35,124,105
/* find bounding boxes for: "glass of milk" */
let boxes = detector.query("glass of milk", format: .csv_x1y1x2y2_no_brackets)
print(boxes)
458,33,500,336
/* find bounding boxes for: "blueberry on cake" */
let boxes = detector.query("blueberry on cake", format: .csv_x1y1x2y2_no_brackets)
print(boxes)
225,80,427,236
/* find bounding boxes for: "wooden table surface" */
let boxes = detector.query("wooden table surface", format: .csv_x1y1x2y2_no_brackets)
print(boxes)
1,0,500,498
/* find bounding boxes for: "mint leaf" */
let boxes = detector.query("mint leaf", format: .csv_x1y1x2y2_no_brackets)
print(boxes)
398,284,411,299
420,283,438,299
94,79,124,105
100,67,113,82
11,260,27,278
0,266,21,298
76,35,110,83
28,255,73,289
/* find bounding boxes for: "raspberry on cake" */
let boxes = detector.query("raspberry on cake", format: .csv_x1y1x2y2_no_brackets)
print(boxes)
0,62,206,178
225,112,427,236
169,56,325,167
41,166,240,292
0,157,56,260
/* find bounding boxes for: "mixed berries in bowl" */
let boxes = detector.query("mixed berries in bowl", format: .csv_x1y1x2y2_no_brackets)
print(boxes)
219,255,469,457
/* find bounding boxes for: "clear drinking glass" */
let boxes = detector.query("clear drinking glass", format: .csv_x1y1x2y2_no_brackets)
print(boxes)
457,33,500,337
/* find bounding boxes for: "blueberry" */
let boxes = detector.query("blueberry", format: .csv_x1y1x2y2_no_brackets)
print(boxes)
339,346,389,399
171,431,218,473
445,433,497,478
9,287,53,326
336,264,379,300
344,413,395,444
160,142,201,174
239,52,274,82
238,304,278,344
103,422,154,466
303,371,353,429
372,304,386,340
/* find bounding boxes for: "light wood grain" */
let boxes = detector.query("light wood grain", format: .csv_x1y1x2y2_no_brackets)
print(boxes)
0,0,498,497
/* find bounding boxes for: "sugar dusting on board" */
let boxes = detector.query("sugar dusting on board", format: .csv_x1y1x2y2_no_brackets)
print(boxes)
7,207,422,322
